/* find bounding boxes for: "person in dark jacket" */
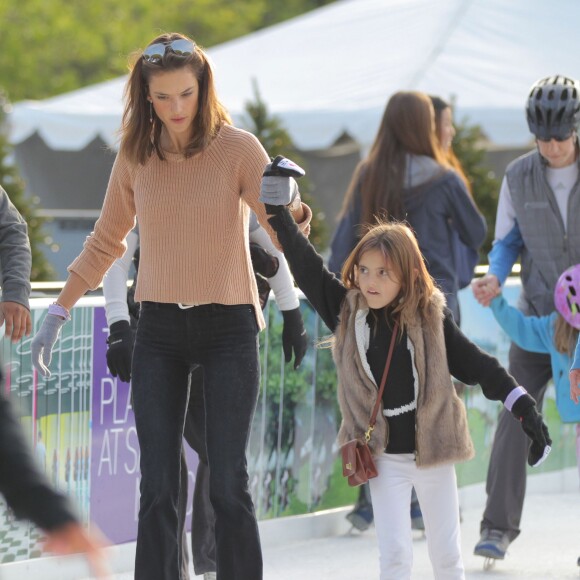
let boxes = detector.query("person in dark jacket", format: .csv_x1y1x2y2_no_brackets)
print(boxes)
0,185,108,576
0,389,110,577
329,91,486,323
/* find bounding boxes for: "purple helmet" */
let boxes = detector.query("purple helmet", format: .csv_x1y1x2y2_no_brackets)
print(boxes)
526,75,580,141
554,264,580,329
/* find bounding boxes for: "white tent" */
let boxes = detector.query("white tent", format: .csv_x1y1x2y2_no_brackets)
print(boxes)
9,0,580,152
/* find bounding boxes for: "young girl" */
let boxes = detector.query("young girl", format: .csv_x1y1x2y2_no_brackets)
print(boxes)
261,195,551,578
488,264,580,427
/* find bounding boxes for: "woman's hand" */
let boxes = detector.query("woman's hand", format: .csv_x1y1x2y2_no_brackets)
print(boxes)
31,314,68,377
259,156,305,214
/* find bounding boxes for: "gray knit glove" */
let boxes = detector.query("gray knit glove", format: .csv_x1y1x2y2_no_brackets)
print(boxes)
31,314,67,377
259,155,305,208
259,175,300,207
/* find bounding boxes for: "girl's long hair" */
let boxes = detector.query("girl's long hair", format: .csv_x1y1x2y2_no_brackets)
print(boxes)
120,32,231,165
430,95,472,196
335,220,435,344
339,91,449,228
553,314,580,355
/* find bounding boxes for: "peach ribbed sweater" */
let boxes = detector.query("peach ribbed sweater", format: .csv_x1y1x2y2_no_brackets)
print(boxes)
68,124,310,330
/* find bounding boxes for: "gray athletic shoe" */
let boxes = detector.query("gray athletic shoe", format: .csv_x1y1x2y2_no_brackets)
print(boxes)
474,528,510,560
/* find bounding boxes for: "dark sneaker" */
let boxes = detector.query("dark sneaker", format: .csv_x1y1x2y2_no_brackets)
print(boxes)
346,504,374,531
474,529,510,560
410,499,425,531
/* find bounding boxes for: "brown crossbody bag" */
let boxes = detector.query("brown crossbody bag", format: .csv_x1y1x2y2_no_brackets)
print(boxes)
341,322,399,487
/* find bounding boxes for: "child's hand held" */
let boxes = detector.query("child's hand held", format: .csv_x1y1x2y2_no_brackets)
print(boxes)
569,368,580,403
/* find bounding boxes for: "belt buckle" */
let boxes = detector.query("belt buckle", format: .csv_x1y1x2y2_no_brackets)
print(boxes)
177,303,196,309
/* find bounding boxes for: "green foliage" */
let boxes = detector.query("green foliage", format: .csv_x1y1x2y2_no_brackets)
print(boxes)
0,94,54,281
0,0,335,103
452,120,501,260
242,80,329,250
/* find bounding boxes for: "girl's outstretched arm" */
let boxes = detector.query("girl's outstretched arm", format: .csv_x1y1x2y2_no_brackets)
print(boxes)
267,207,346,332
489,295,553,354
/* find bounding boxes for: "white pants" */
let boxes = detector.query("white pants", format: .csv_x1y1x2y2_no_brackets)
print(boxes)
369,453,464,580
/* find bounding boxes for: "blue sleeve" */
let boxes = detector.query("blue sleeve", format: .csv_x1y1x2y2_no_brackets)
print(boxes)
572,336,580,370
328,187,362,275
490,295,553,354
488,223,524,284
445,174,487,249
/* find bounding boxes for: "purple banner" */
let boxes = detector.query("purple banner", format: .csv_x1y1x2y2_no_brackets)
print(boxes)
90,307,198,543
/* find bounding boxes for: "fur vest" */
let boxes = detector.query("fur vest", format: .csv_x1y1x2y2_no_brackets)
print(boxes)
332,288,475,468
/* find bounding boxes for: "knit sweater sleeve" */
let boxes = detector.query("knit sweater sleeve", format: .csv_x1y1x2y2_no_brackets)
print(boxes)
443,308,518,401
268,207,346,331
68,150,137,288
232,129,312,248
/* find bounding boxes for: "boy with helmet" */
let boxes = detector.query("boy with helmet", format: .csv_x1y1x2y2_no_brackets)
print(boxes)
472,74,580,562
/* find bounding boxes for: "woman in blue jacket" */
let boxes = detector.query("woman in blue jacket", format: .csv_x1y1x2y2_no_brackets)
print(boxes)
329,91,486,324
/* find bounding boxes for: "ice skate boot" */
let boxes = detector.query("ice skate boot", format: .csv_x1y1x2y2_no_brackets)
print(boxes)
474,528,510,570
410,497,425,532
346,503,373,532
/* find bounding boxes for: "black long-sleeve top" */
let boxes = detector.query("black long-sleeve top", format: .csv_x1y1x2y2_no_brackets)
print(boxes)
269,208,519,453
0,392,77,531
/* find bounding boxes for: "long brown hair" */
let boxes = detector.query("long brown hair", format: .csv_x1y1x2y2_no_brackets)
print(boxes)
430,95,472,195
336,221,435,342
120,32,231,165
339,91,449,227
553,314,580,355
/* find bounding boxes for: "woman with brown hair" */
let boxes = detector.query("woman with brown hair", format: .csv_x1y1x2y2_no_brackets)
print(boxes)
30,32,310,580
329,91,486,323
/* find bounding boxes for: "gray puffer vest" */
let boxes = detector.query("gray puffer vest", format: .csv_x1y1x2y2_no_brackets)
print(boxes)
507,150,580,316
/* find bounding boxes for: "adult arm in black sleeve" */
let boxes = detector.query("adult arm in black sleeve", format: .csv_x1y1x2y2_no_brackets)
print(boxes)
267,207,346,333
0,394,77,531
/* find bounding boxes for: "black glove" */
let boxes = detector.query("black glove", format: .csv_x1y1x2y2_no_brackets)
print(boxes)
250,242,279,278
512,394,552,467
106,320,135,383
281,307,308,369
255,275,272,311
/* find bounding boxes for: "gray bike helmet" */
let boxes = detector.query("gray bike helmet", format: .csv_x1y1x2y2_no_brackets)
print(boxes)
526,75,580,140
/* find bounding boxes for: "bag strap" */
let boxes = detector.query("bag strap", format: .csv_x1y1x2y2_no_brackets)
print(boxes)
365,321,399,442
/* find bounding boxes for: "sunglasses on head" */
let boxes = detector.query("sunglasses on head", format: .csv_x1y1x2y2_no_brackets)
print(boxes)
142,39,196,64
